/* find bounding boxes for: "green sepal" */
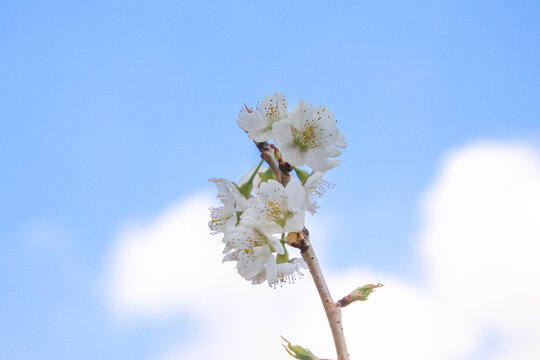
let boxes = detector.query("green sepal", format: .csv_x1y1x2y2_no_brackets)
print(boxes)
235,211,243,226
293,167,311,185
236,182,253,199
277,233,289,264
276,252,290,264
237,160,264,199
259,167,277,183
281,337,321,360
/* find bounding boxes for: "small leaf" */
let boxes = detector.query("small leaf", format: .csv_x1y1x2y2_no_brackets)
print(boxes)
336,283,384,307
281,336,322,360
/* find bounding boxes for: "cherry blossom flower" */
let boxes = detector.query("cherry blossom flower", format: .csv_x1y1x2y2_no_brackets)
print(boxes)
237,92,288,142
222,223,283,284
272,100,347,171
208,205,237,234
210,178,248,209
241,179,305,233
208,178,248,234
210,92,348,288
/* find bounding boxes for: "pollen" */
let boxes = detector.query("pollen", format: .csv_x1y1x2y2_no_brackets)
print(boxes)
265,200,282,222
265,104,278,121
294,125,319,149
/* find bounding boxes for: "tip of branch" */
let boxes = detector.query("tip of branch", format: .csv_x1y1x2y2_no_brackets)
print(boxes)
336,283,384,307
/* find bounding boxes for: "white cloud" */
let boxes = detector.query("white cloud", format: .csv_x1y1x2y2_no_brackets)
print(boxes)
105,142,540,360
420,143,540,359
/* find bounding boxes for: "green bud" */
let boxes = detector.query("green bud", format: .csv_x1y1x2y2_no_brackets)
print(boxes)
336,283,384,307
293,167,311,185
281,337,322,360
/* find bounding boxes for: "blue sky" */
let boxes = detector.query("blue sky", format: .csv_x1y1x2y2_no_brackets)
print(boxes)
1,1,539,359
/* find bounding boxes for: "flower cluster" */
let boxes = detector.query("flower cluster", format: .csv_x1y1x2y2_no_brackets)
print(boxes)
209,92,346,286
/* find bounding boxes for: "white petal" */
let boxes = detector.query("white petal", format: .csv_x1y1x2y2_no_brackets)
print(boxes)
281,144,307,167
250,272,266,285
237,111,265,131
272,119,294,146
237,110,273,142
222,241,234,254
259,179,284,202
248,127,273,142
294,101,316,129
312,106,338,133
325,146,342,158
243,259,264,279
305,147,338,171
274,242,285,255
265,256,277,284
285,178,305,209
288,99,308,129
222,250,238,263
334,129,348,148
284,211,305,232
304,171,326,188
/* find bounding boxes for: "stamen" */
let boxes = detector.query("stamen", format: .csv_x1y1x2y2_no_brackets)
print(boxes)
313,179,334,198
293,124,332,149
265,200,282,222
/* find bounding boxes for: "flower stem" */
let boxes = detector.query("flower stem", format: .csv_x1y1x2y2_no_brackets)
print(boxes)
248,159,264,183
255,140,349,360
299,228,348,360
277,233,289,263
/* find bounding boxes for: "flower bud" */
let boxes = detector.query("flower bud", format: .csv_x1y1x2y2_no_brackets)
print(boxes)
285,231,305,249
336,283,384,307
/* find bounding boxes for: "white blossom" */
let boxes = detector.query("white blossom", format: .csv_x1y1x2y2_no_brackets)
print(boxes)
273,100,347,171
237,92,288,142
241,179,305,233
208,205,237,234
222,223,283,284
210,92,348,286
208,178,248,234
210,178,248,210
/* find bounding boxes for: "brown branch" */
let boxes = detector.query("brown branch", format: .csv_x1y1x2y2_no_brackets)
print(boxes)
256,141,349,360
297,228,349,360
256,141,290,185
